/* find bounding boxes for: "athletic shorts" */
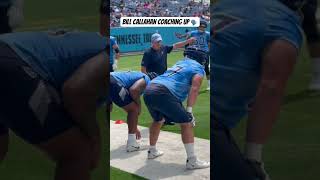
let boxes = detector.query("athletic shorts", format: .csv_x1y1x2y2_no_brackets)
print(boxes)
0,41,74,144
110,75,133,107
143,83,191,123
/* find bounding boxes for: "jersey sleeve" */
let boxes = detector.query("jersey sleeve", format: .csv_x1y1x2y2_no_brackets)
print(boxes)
195,66,205,77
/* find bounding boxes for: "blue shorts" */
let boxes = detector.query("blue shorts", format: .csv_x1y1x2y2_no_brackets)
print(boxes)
110,75,133,107
0,42,74,144
211,0,303,128
143,83,191,123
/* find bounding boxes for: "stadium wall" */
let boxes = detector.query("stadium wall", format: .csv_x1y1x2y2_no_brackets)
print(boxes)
111,25,210,53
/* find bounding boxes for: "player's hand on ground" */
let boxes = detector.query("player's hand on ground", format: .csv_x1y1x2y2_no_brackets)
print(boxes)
187,112,196,127
246,158,271,180
136,129,141,140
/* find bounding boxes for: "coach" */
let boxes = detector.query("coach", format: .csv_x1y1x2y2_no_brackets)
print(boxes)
141,33,195,125
141,33,195,76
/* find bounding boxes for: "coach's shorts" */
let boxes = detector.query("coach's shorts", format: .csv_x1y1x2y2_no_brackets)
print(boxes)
0,41,74,144
143,83,191,123
110,75,133,107
211,0,303,128
0,6,11,33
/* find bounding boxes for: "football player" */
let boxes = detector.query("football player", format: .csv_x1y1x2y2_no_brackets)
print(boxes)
109,71,153,152
176,20,210,90
212,0,304,179
143,47,210,170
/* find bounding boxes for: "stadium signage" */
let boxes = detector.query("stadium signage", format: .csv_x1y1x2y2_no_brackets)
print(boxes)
120,17,200,27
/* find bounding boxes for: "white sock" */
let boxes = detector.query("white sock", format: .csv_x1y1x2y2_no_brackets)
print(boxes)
149,145,156,150
207,80,210,87
184,143,195,159
244,142,263,162
128,134,136,143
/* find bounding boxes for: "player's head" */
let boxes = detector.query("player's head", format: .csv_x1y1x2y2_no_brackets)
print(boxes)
198,20,207,32
151,33,162,50
183,47,208,66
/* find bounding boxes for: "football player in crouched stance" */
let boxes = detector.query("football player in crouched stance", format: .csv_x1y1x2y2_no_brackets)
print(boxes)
109,71,153,152
143,47,210,170
0,30,108,180
212,0,304,179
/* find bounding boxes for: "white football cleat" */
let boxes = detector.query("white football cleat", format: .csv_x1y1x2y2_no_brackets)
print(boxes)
186,156,210,170
126,141,141,152
148,148,164,159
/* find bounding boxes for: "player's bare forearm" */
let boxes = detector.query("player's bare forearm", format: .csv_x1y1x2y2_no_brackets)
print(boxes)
246,85,284,144
63,52,107,141
187,75,203,107
129,78,146,104
173,38,195,50
246,40,297,144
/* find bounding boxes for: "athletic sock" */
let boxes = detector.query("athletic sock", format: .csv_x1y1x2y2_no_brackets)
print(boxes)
149,145,156,151
184,143,195,159
128,133,136,144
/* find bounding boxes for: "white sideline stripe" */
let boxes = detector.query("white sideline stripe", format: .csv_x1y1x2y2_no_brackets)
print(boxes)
110,121,210,180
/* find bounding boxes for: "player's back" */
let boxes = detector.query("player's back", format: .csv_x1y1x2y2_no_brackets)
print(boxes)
0,31,107,89
111,71,150,89
211,0,303,128
152,59,204,102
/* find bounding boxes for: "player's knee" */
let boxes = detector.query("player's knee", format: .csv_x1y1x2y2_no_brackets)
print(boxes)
180,122,193,128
